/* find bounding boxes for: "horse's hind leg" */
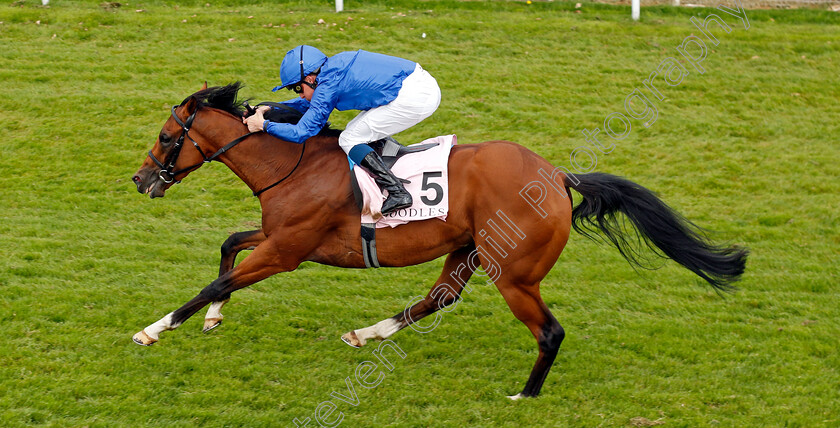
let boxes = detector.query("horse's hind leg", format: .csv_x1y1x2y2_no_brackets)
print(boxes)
204,229,266,333
341,245,476,347
496,281,565,399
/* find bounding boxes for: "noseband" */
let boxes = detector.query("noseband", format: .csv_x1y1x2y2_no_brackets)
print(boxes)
147,103,306,196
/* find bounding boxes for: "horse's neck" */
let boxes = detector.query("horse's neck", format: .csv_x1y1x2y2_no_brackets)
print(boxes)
196,111,343,196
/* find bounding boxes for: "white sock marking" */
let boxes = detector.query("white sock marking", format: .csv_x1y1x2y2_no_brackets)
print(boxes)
355,318,401,343
205,300,226,320
144,313,175,340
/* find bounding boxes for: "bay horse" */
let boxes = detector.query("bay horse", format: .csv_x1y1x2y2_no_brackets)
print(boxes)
131,83,747,399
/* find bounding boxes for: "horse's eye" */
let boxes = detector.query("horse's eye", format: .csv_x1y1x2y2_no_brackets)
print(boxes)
159,133,171,146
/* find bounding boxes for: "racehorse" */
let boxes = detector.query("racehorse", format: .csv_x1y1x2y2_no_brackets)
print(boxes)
131,83,747,399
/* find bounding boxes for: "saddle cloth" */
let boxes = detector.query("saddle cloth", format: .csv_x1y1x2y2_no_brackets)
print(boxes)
354,135,456,228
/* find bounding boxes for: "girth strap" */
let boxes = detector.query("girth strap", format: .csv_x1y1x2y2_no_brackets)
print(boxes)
360,223,380,268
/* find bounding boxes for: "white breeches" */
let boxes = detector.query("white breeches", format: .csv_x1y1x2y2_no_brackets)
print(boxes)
338,64,441,154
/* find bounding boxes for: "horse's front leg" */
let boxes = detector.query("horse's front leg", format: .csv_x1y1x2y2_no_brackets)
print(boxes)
133,239,297,346
203,229,267,333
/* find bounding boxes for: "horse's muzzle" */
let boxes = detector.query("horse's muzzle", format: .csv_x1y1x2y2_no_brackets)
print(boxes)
132,169,166,198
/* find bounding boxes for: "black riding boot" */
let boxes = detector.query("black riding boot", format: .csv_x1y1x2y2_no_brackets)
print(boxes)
359,151,413,215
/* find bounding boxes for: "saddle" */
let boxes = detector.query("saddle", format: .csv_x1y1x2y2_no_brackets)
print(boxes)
367,137,438,169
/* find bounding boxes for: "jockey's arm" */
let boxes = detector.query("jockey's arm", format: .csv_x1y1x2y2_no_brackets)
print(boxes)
271,98,311,115
263,87,337,144
250,98,309,124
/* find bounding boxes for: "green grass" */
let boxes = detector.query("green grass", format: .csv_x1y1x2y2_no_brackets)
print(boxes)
1,0,839,426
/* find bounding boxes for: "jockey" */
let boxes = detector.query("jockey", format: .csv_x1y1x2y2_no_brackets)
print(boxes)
243,45,442,215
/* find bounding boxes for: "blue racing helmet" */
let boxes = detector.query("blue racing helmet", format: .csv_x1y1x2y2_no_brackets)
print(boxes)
272,45,328,92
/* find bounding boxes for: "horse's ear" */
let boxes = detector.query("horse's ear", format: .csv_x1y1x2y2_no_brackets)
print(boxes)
182,95,198,114
201,81,208,90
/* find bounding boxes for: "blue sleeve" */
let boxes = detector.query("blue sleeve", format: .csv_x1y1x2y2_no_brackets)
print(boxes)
263,83,339,144
276,97,311,114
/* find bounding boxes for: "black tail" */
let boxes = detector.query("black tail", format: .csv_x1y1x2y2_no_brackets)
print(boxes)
565,172,748,292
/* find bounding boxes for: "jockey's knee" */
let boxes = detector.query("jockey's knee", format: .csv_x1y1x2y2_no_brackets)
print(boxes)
339,133,369,155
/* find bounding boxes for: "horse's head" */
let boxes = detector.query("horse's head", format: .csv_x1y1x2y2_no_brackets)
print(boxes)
133,82,245,198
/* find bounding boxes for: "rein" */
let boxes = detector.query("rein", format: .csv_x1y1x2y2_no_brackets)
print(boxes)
147,102,306,197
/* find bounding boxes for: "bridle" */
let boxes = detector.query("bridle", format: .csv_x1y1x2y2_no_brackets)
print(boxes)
147,104,212,185
147,103,306,197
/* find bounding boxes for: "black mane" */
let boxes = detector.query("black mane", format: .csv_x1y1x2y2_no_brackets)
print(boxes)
182,82,339,137
184,82,248,117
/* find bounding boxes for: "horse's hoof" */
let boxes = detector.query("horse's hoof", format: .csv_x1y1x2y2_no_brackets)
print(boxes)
203,317,223,333
132,330,157,346
507,393,526,401
340,331,365,348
